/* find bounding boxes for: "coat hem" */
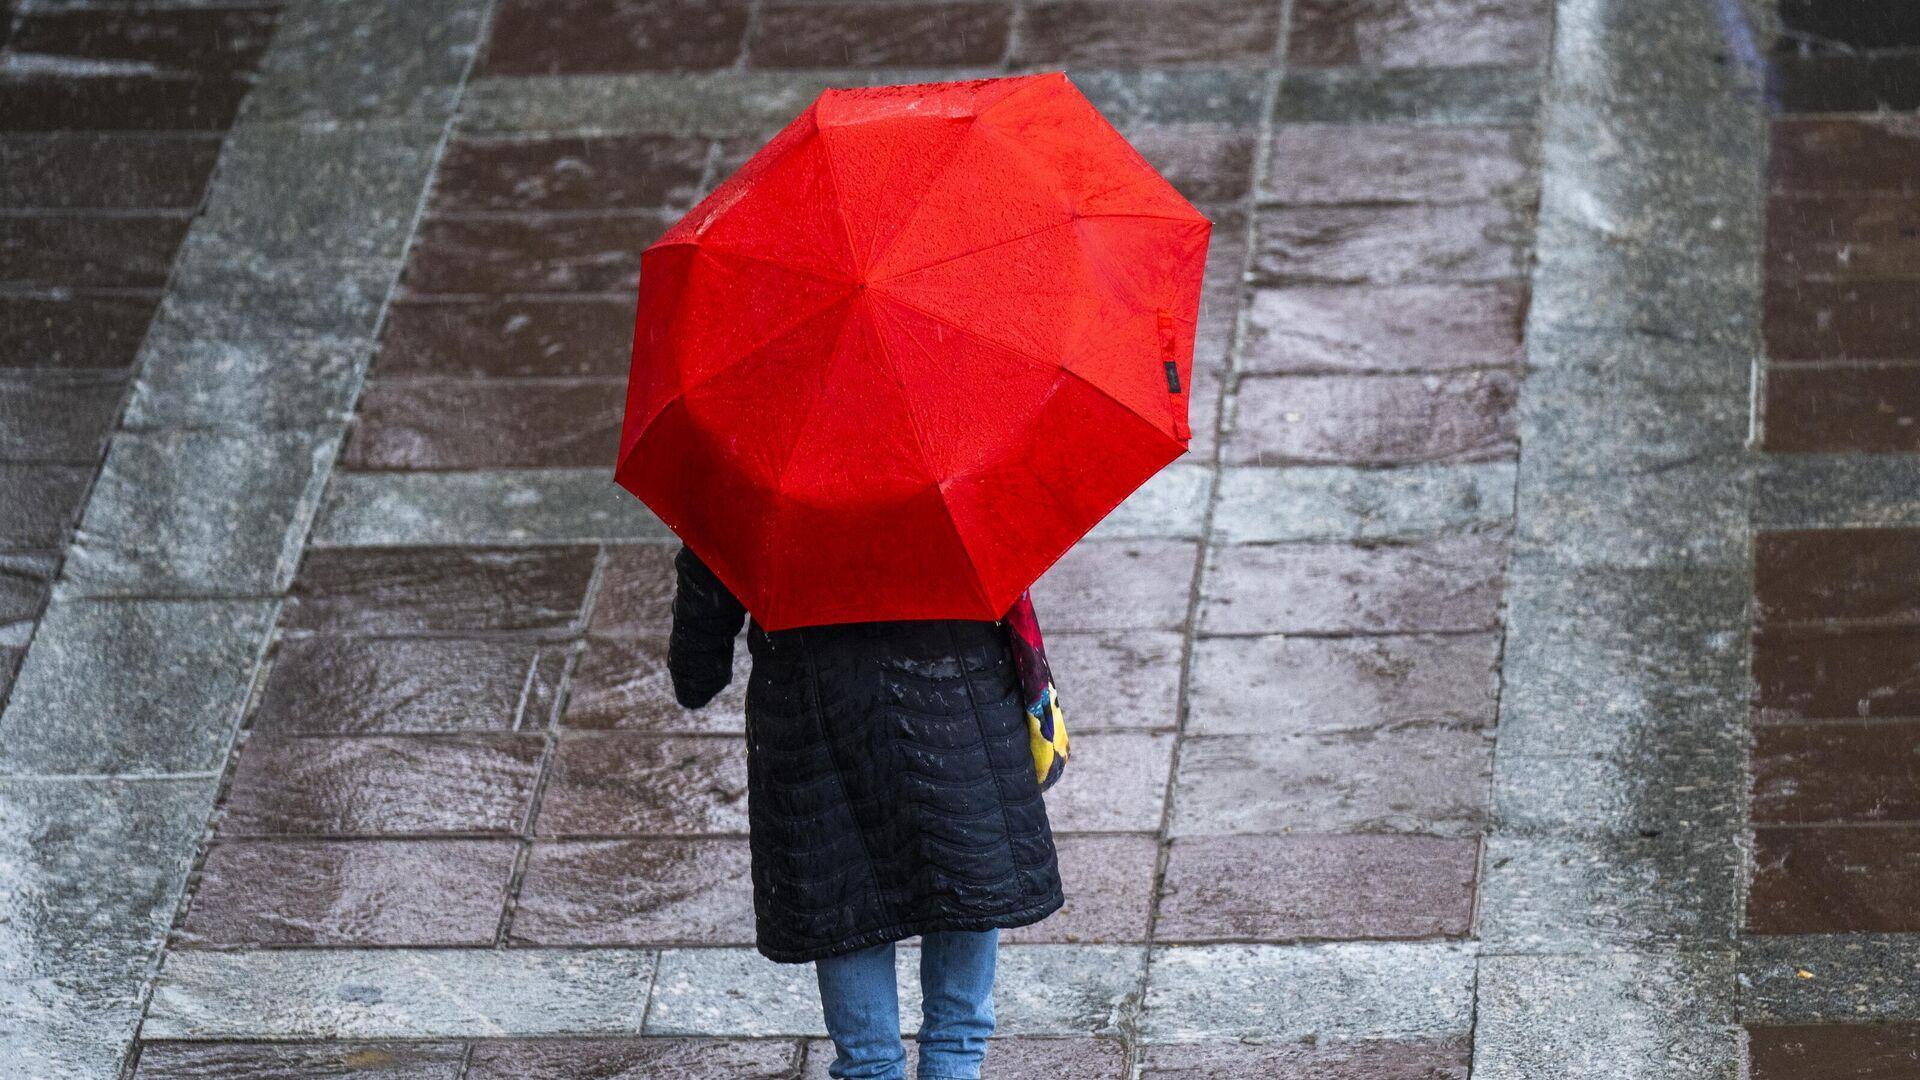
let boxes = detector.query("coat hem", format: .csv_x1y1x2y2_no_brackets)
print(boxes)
755,890,1065,965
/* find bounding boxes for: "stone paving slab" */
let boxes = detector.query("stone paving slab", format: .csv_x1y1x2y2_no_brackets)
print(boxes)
1140,942,1475,1042
1212,463,1514,544
1740,934,1920,1023
127,339,364,431
1756,455,1920,530
1478,832,1743,953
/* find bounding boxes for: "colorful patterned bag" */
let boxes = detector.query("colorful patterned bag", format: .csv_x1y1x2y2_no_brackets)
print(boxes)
1005,591,1068,791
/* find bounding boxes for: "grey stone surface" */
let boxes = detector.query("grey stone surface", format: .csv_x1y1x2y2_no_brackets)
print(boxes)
62,430,335,597
1550,0,1767,102
312,469,670,548
1740,934,1920,1023
1089,464,1211,541
1478,832,1743,953
153,243,394,345
647,946,1144,1037
1491,746,1745,837
127,338,365,430
1274,66,1543,126
1141,943,1475,1041
1069,70,1269,128
1513,455,1749,569
0,778,216,1079
196,125,443,260
1213,463,1513,543
144,948,657,1039
240,0,489,124
1187,632,1500,736
1473,951,1740,1079
1756,455,1920,530
0,599,274,775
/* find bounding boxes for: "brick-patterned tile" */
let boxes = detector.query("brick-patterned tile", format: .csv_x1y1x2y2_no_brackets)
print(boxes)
1044,632,1184,730
1777,0,1920,52
1200,535,1508,635
1240,283,1526,373
344,379,624,469
0,291,159,371
1764,362,1920,454
1157,834,1476,941
1749,825,1920,934
1140,1039,1471,1078
1768,54,1920,115
1267,124,1531,204
180,839,518,946
432,135,712,213
467,1038,804,1079
1251,203,1528,285
1764,280,1920,361
510,837,754,945
0,77,251,132
1767,194,1920,281
1770,117,1920,196
482,0,750,75
1226,370,1519,465
1005,833,1157,944
219,734,546,836
0,214,191,290
284,547,598,634
375,299,635,380
564,634,751,732
587,544,680,634
1755,529,1920,629
1188,632,1500,735
535,733,748,836
1030,540,1197,632
1122,128,1257,204
1753,628,1920,721
253,638,562,734
0,133,223,210
749,2,1010,68
1748,1024,1920,1080
10,8,277,75
1041,731,1175,833
0,371,126,463
1012,0,1280,67
1752,720,1920,825
1287,0,1552,69
135,1041,468,1078
0,464,91,547
401,213,671,295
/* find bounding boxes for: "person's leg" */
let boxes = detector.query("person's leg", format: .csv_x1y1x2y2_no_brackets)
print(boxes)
916,929,998,1080
815,941,907,1080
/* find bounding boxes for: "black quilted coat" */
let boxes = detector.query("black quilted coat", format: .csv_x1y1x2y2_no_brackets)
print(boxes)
667,546,1064,963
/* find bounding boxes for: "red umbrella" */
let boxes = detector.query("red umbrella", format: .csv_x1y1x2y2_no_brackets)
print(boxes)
617,72,1210,630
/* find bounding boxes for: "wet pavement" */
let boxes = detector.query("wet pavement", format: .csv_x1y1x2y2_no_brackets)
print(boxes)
1,0,1918,1076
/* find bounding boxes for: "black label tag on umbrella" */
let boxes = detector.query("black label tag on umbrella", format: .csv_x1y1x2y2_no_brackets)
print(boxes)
1163,361,1181,394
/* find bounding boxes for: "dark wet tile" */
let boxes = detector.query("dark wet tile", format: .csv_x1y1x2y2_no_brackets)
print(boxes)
1748,1024,1920,1080
1749,825,1920,934
0,371,126,463
1767,194,1920,281
1287,0,1551,69
0,76,252,132
1012,0,1278,67
1267,124,1532,204
135,1040,468,1079
433,135,712,213
343,379,624,469
1778,0,1920,53
1752,720,1920,825
402,213,669,295
1251,202,1528,285
0,464,90,547
510,837,753,945
1199,535,1509,635
10,8,277,75
1188,632,1500,735
284,547,598,634
0,133,222,209
1766,363,1920,454
468,1037,802,1079
751,2,1010,68
1031,539,1199,632
804,1037,1129,1080
1044,631,1183,729
0,214,189,289
0,291,159,371
1120,128,1256,204
1769,54,1920,114
482,0,750,75
1241,283,1526,373
1756,528,1920,628
1770,118,1920,196
254,638,564,734
1753,627,1920,721
1227,371,1518,465
1005,834,1157,945
1157,834,1476,941
565,633,750,732
219,734,546,836
180,839,518,946
0,646,20,704
587,544,679,634
1139,1038,1471,1078
1276,64,1542,126
535,732,748,836
376,299,635,379
0,551,55,630
1764,280,1920,360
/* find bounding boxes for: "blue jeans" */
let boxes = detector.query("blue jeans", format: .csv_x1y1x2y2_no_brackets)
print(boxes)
814,929,998,1080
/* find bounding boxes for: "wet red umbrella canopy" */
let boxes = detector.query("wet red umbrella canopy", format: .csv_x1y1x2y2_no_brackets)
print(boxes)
617,72,1210,630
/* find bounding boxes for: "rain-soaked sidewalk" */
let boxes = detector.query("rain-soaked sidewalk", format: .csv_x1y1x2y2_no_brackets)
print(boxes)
3,0,1919,1076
